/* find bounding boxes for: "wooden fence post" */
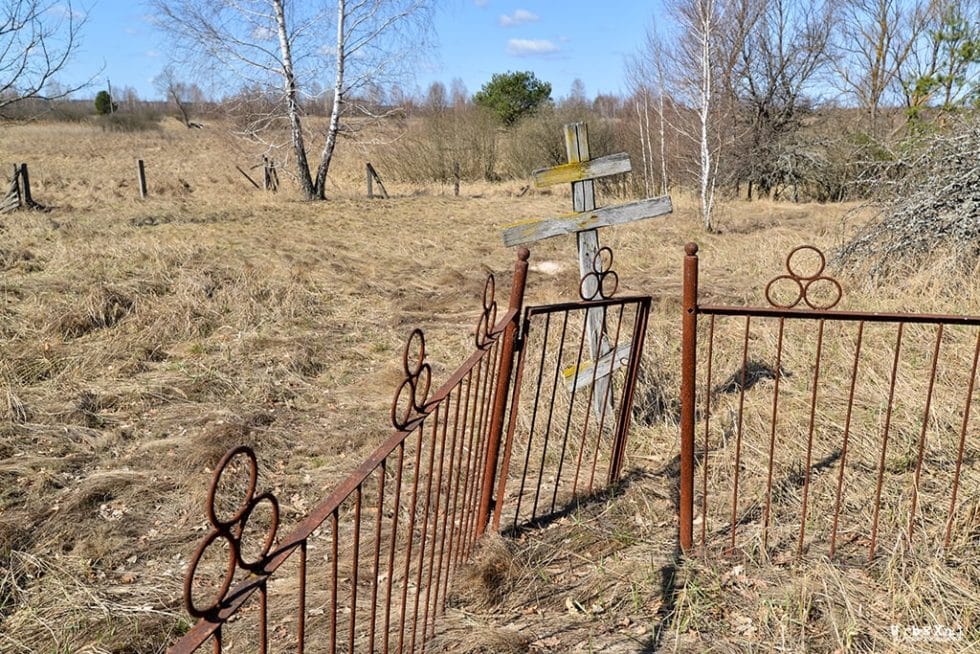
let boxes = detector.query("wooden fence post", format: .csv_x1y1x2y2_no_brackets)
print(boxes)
453,161,460,197
19,163,33,206
137,159,147,199
679,243,699,554
365,163,388,200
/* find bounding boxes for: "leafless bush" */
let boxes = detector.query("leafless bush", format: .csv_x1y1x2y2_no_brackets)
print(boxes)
835,117,980,279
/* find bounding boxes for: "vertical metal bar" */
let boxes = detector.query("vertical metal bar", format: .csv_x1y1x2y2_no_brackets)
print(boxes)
531,310,570,520
424,394,452,644
829,321,865,559
762,318,785,552
436,387,462,613
463,346,495,556
588,304,625,493
349,486,362,652
550,309,591,513
493,315,530,532
797,319,826,558
909,324,943,543
679,243,699,554
476,248,529,537
600,302,628,484
445,381,468,588
259,582,268,654
729,315,752,553
298,540,307,654
945,329,980,550
382,443,405,654
609,300,651,483
450,372,474,568
571,312,600,497
410,405,440,653
515,313,551,527
869,323,904,561
701,315,715,549
398,430,425,654
330,510,339,654
458,352,486,558
137,159,148,199
212,626,221,654
369,463,386,653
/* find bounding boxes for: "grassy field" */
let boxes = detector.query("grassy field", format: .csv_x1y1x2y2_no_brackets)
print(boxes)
0,118,976,653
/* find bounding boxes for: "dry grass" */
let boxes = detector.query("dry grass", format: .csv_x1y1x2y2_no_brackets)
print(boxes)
0,118,977,652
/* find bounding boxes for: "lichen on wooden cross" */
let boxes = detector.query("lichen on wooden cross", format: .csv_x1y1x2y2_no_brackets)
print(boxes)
501,122,673,421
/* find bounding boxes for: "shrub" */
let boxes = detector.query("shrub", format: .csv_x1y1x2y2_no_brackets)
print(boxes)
94,91,117,115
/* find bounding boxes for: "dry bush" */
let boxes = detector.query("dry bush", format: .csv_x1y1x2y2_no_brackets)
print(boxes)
372,106,501,184
836,117,980,279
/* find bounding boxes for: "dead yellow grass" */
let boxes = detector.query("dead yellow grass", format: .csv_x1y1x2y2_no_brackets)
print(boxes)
0,118,976,653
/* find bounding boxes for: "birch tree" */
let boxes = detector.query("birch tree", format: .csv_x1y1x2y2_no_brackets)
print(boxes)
627,25,670,196
153,0,433,200
667,0,723,230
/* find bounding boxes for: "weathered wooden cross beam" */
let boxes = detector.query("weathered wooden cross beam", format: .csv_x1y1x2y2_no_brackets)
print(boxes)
501,122,673,420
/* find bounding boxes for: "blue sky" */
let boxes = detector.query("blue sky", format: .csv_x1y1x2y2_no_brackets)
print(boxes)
58,0,662,101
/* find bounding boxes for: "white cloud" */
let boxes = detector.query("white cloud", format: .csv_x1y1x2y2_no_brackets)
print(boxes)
145,50,160,58
506,38,559,56
499,9,539,27
251,26,276,41
474,0,489,6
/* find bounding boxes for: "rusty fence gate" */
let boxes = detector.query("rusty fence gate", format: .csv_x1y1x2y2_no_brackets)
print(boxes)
679,243,980,562
168,248,651,653
491,274,650,534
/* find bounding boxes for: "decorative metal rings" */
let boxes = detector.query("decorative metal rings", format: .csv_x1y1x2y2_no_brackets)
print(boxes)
475,273,498,349
390,328,431,430
580,247,619,301
764,245,843,310
184,445,280,618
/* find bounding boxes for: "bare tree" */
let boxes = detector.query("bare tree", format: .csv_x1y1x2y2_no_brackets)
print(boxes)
0,0,90,112
153,0,433,200
833,0,925,139
736,0,834,197
154,65,202,128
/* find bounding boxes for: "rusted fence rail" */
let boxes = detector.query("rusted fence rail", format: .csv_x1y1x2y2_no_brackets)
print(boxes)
679,244,980,562
168,244,655,652
170,250,530,653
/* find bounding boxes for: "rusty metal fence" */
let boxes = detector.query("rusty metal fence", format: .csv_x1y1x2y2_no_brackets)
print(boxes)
167,246,652,653
169,250,530,654
679,243,980,562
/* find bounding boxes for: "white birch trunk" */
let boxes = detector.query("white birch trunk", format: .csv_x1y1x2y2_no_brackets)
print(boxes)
636,97,651,196
315,0,346,199
698,1,715,231
274,0,316,199
658,85,668,195
642,91,656,195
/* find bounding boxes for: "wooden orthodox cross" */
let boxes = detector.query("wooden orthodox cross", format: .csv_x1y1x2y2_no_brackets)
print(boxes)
501,122,673,419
